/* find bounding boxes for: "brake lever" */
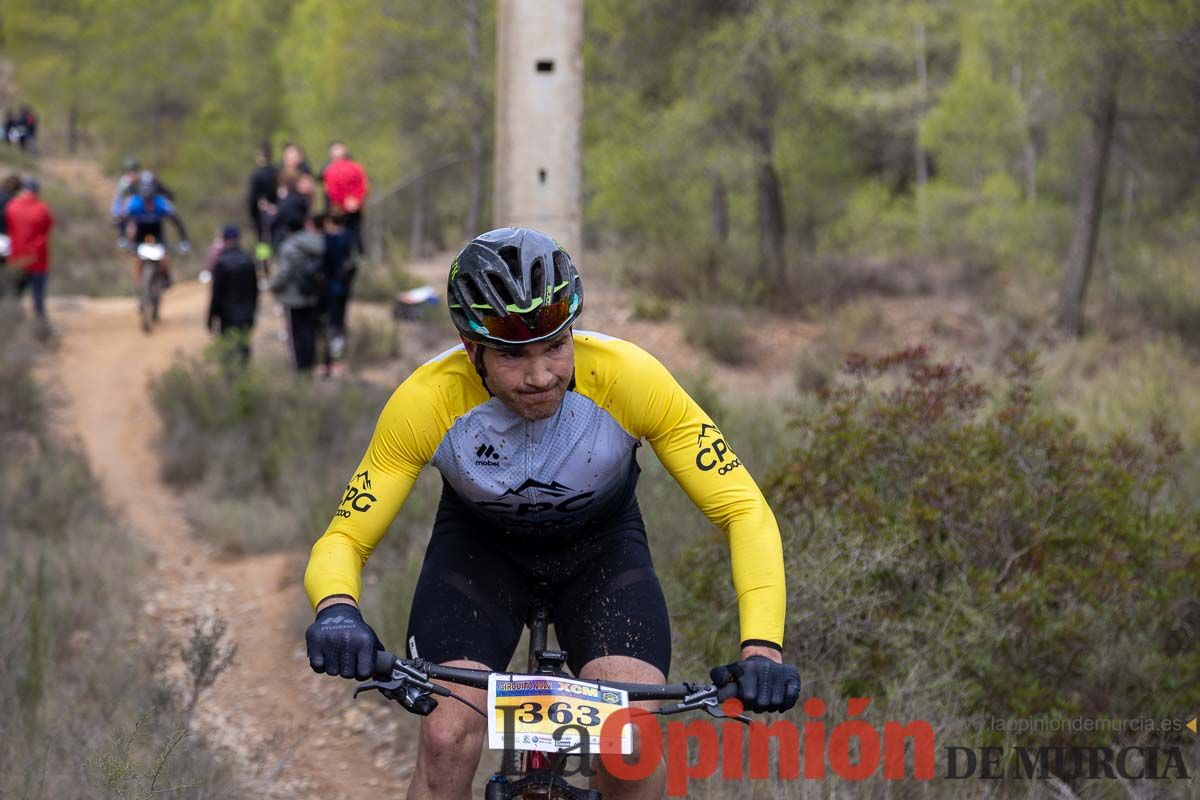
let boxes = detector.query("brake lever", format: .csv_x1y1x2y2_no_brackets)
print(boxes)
702,698,751,725
393,662,452,697
356,663,451,700
657,686,751,724
354,677,406,698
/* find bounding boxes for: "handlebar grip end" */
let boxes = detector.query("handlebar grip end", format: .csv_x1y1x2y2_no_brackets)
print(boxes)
374,650,398,677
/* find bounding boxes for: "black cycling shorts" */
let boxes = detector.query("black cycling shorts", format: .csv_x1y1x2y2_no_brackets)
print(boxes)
404,485,672,678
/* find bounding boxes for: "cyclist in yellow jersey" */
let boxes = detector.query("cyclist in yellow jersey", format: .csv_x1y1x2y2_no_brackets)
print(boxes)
304,228,799,800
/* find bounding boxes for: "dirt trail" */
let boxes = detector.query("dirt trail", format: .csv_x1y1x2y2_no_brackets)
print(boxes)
50,285,413,797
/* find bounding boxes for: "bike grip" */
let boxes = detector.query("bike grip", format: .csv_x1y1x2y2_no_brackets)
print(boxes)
375,650,398,677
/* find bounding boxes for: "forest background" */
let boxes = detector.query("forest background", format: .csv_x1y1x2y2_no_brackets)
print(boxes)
3,0,1200,335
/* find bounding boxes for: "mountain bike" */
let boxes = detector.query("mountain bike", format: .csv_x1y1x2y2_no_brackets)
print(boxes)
121,237,189,333
356,589,750,799
134,241,169,333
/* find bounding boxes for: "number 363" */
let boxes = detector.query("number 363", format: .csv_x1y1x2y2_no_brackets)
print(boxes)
515,701,601,727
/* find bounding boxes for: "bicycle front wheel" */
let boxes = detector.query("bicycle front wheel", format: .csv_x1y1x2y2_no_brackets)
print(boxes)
139,267,155,332
486,775,601,800
150,270,163,322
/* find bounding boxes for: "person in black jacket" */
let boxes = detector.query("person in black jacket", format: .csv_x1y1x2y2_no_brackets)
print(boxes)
207,225,259,364
317,212,356,375
247,142,278,244
269,171,314,251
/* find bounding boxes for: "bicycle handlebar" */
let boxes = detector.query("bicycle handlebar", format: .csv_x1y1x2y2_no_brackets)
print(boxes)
372,651,723,704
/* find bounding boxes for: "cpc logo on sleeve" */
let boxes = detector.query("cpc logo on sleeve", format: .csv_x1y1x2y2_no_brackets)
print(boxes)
335,470,377,517
695,424,742,476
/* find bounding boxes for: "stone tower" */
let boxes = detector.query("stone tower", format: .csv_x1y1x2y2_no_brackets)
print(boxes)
493,0,583,253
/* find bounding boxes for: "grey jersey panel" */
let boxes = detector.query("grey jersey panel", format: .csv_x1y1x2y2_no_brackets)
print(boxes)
430,391,638,532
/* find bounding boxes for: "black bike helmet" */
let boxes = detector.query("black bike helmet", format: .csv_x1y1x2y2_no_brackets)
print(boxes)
448,227,583,347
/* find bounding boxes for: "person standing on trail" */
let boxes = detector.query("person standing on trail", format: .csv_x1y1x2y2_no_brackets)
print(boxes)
277,142,312,190
270,171,315,252
247,142,278,246
5,178,55,324
270,215,325,372
207,225,259,365
315,212,356,377
320,140,369,255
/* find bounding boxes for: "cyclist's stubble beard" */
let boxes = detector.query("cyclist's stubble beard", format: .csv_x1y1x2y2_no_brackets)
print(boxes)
470,334,575,421
506,381,567,420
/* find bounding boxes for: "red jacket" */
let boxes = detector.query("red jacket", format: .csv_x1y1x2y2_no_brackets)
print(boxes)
322,158,369,213
5,192,53,273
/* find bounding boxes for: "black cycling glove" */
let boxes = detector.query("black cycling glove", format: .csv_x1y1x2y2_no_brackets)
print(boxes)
305,603,384,680
710,656,801,713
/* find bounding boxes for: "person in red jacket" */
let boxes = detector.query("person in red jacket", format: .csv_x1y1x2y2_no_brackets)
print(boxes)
5,178,54,322
320,140,368,254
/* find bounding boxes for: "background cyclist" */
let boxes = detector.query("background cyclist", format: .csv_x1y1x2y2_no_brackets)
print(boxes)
120,170,191,283
112,157,174,231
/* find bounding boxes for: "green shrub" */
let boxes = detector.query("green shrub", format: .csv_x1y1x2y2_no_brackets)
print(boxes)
149,344,392,553
0,306,45,436
793,302,890,395
1113,242,1200,348
683,346,1200,753
682,305,749,366
1042,334,1200,515
345,313,401,371
631,294,670,322
183,489,311,555
148,340,442,641
353,257,421,303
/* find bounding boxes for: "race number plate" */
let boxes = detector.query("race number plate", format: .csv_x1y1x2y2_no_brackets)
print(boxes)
487,674,631,755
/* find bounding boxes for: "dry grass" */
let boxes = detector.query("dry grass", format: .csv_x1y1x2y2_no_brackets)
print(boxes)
353,256,423,303
682,305,751,366
0,305,245,798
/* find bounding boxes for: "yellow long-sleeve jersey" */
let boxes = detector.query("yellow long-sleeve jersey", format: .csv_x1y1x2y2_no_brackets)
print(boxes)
304,331,786,649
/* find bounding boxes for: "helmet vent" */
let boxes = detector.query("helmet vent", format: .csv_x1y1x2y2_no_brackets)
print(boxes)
457,277,482,310
552,252,571,299
498,246,521,282
486,272,513,306
530,258,545,300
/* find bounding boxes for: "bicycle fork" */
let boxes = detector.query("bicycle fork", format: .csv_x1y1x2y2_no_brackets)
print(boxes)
486,588,601,798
